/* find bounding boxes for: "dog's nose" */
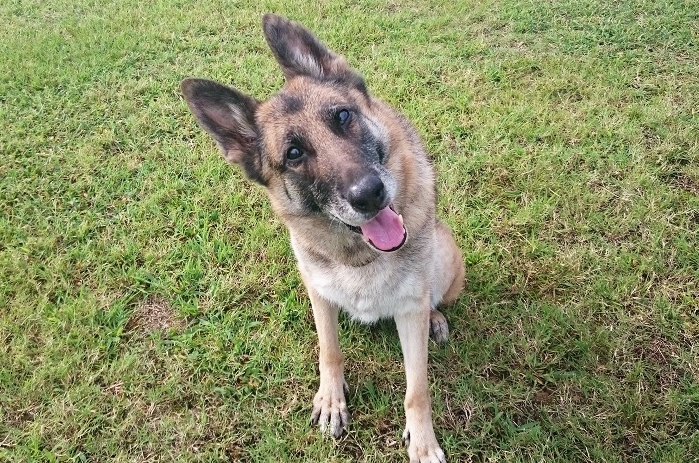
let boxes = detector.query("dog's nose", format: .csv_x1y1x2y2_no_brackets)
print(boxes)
347,174,386,213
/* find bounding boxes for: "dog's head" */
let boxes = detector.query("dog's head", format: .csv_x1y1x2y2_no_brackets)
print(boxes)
181,14,407,252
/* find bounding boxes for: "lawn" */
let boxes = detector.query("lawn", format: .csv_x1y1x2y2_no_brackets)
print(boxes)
1,0,698,461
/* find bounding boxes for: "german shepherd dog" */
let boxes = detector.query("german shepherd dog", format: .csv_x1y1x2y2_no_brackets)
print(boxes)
181,14,464,463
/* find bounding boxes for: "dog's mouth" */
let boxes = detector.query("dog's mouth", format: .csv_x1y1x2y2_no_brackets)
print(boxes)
345,206,407,252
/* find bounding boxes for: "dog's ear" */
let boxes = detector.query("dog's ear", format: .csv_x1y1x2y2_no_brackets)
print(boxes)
180,78,266,185
262,14,367,93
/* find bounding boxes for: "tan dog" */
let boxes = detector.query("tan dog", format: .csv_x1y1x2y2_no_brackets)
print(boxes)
181,14,464,463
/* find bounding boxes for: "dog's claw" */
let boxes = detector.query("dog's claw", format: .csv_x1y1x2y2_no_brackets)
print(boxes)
310,380,350,438
402,427,446,463
309,408,320,426
429,310,449,344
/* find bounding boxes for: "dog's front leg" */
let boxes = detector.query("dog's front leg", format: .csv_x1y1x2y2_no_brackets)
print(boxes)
395,305,446,463
308,288,349,438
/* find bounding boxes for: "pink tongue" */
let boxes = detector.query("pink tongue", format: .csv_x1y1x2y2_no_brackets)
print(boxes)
359,207,406,251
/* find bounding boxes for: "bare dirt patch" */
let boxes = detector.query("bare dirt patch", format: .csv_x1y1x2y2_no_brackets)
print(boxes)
127,297,185,334
672,173,699,196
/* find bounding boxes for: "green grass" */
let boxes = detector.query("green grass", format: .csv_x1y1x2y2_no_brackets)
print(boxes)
2,0,698,461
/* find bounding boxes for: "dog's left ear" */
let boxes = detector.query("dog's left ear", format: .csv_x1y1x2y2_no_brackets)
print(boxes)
180,78,267,185
262,14,367,93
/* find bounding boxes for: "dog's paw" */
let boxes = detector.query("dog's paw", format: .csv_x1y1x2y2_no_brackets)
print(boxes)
310,380,350,438
402,428,446,463
429,310,449,344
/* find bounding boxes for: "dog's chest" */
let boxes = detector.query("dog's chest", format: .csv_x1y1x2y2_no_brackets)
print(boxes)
296,249,432,323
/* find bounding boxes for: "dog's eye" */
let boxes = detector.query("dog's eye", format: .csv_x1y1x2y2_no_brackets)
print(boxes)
286,146,304,161
336,109,351,125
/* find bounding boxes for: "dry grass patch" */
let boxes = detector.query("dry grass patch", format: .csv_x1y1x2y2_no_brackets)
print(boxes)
127,297,185,335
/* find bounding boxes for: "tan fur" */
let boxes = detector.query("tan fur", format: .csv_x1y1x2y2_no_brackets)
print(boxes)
180,14,464,463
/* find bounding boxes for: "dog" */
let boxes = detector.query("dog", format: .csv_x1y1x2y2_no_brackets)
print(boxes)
180,14,464,463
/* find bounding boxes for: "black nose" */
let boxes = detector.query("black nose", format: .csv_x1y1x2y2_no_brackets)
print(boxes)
347,174,386,213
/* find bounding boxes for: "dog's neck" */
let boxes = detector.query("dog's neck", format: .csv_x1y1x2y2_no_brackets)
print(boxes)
288,217,382,267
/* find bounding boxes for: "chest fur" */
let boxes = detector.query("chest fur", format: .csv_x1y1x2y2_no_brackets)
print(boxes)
292,238,435,323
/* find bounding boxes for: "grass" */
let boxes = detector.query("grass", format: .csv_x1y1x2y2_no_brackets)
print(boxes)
1,0,698,461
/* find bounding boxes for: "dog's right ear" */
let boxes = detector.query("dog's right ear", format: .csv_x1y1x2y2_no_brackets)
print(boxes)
180,78,266,185
262,14,366,94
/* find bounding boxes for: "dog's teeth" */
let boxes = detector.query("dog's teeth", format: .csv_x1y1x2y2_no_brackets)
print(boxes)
398,214,404,225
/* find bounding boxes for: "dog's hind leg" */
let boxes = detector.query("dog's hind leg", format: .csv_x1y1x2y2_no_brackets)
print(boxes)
433,220,465,305
428,220,465,343
428,310,450,344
